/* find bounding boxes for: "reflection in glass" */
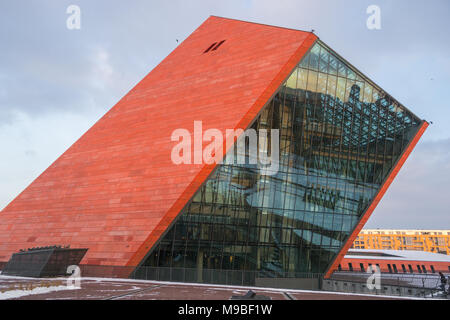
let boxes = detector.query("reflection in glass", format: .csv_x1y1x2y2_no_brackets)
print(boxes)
140,41,422,282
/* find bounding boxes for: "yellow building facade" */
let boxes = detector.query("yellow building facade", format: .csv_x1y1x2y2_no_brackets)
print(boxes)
352,230,450,255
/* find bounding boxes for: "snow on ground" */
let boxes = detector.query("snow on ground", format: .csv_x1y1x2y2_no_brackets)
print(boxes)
0,274,442,300
76,277,420,300
0,284,79,300
0,273,81,300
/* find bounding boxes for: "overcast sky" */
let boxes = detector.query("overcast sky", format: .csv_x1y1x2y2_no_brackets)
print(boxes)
0,0,449,229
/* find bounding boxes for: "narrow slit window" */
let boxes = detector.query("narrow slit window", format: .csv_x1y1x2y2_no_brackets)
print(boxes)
204,42,218,53
421,265,427,273
212,40,226,51
393,264,398,273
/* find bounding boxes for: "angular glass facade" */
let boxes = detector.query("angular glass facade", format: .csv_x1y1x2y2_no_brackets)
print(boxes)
137,41,423,284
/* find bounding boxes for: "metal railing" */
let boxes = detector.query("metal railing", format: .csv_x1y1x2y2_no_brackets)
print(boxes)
325,271,449,298
131,266,323,289
68,264,323,289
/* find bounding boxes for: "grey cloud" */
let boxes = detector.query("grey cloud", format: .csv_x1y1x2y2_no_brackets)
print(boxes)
0,0,249,123
366,138,450,229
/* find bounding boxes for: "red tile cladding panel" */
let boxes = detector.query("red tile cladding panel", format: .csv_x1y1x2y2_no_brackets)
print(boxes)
324,121,429,279
0,16,317,266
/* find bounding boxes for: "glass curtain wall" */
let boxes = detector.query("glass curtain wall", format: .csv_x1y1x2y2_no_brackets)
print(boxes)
138,40,422,283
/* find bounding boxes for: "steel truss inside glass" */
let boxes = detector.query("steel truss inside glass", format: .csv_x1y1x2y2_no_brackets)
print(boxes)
137,40,423,283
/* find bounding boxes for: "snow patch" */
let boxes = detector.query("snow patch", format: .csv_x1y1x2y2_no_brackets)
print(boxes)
0,285,79,300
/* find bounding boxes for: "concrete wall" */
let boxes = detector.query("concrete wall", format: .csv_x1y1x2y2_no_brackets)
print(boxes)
255,277,320,290
322,278,437,298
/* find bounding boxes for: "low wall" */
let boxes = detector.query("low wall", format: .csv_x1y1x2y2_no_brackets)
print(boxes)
322,278,440,298
255,277,320,290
